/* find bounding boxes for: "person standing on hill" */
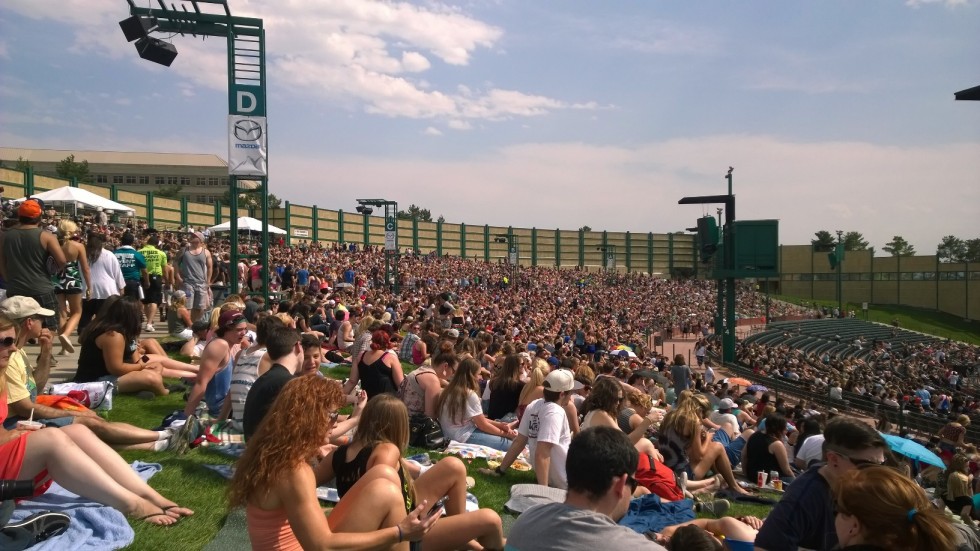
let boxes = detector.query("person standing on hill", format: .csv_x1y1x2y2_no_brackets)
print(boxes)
175,231,213,322
113,232,146,302
138,234,166,332
0,199,66,331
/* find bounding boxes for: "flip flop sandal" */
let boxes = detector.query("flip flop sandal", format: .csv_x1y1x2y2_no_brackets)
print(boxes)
161,505,193,517
136,511,178,525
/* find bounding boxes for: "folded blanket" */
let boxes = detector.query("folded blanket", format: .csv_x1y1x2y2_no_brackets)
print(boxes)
7,461,161,551
618,494,695,535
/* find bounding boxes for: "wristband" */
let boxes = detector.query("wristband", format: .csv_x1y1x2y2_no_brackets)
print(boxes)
396,525,403,543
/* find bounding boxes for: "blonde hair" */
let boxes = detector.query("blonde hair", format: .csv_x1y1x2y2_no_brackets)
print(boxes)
274,312,295,328
519,365,549,405
0,314,14,332
209,302,242,332
355,316,376,338
57,219,78,245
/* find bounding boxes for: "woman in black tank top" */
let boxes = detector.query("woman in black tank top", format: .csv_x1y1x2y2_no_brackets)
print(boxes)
344,330,404,398
315,395,505,550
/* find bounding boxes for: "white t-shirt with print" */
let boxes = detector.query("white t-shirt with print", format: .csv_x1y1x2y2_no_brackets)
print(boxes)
519,398,572,489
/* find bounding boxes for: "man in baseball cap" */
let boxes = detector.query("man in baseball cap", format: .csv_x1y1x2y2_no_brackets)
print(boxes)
183,310,247,418
488,368,578,488
0,199,66,331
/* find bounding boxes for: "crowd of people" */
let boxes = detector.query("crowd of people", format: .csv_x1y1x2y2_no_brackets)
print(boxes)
737,334,980,425
1,198,978,550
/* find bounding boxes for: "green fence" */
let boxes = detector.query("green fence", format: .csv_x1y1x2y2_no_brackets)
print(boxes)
0,167,696,274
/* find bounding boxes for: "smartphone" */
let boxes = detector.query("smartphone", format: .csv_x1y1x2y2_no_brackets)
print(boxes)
426,496,447,518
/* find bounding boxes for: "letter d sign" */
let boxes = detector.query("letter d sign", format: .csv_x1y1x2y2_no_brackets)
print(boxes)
230,85,265,116
237,91,257,113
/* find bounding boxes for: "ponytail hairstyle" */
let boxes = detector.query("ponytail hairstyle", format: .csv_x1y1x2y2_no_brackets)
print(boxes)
57,219,78,246
832,466,956,551
431,340,458,371
369,329,391,351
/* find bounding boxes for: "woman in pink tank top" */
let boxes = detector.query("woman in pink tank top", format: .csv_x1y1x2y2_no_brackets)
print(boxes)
227,375,438,549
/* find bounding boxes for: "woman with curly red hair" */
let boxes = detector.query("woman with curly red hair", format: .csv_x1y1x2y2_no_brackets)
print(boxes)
344,329,404,399
320,394,505,551
228,376,437,550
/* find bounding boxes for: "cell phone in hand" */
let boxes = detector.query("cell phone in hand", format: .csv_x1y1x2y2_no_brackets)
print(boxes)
426,496,447,518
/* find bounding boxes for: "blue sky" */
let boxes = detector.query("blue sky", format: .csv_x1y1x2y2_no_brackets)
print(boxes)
1,0,978,254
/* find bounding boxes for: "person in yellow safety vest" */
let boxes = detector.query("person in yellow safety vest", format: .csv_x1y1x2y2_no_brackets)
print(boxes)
138,234,167,332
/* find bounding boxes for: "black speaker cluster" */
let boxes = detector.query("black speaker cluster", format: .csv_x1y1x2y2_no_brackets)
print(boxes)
120,14,178,67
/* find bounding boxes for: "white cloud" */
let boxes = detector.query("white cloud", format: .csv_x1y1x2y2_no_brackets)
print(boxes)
743,70,873,94
905,0,974,7
423,126,443,136
401,51,430,73
2,0,592,124
0,40,8,59
447,119,471,130
267,135,979,254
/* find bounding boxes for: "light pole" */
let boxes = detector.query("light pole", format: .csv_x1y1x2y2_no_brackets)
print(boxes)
494,232,519,287
836,229,844,317
356,199,399,293
119,0,271,303
596,245,617,271
678,167,736,363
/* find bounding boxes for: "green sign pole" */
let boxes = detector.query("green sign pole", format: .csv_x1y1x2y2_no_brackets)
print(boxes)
124,1,269,303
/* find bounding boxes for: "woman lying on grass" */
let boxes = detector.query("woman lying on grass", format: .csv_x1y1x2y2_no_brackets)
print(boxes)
228,376,436,550
0,315,192,526
319,394,506,551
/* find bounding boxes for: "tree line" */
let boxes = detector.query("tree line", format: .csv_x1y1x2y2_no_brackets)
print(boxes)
811,231,980,263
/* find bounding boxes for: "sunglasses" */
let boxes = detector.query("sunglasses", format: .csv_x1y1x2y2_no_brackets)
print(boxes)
626,473,638,494
831,449,886,468
0,337,15,348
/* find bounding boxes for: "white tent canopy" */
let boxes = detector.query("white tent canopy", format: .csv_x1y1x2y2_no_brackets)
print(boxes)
14,186,136,214
208,216,286,235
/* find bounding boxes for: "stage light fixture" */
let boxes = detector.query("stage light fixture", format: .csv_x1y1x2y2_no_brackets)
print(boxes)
119,15,158,42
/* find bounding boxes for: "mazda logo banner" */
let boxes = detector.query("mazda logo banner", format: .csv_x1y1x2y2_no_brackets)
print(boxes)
228,115,268,176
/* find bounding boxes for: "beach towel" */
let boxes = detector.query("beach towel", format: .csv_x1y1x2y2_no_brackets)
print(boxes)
6,461,160,551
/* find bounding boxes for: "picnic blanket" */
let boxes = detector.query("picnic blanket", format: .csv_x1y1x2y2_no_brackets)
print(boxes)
207,422,246,445
6,461,161,551
445,440,532,471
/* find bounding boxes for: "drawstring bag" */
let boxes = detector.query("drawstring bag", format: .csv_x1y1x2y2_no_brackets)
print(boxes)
49,381,114,411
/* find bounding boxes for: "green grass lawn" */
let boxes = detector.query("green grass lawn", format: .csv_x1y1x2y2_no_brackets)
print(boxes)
107,364,772,550
774,295,980,345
